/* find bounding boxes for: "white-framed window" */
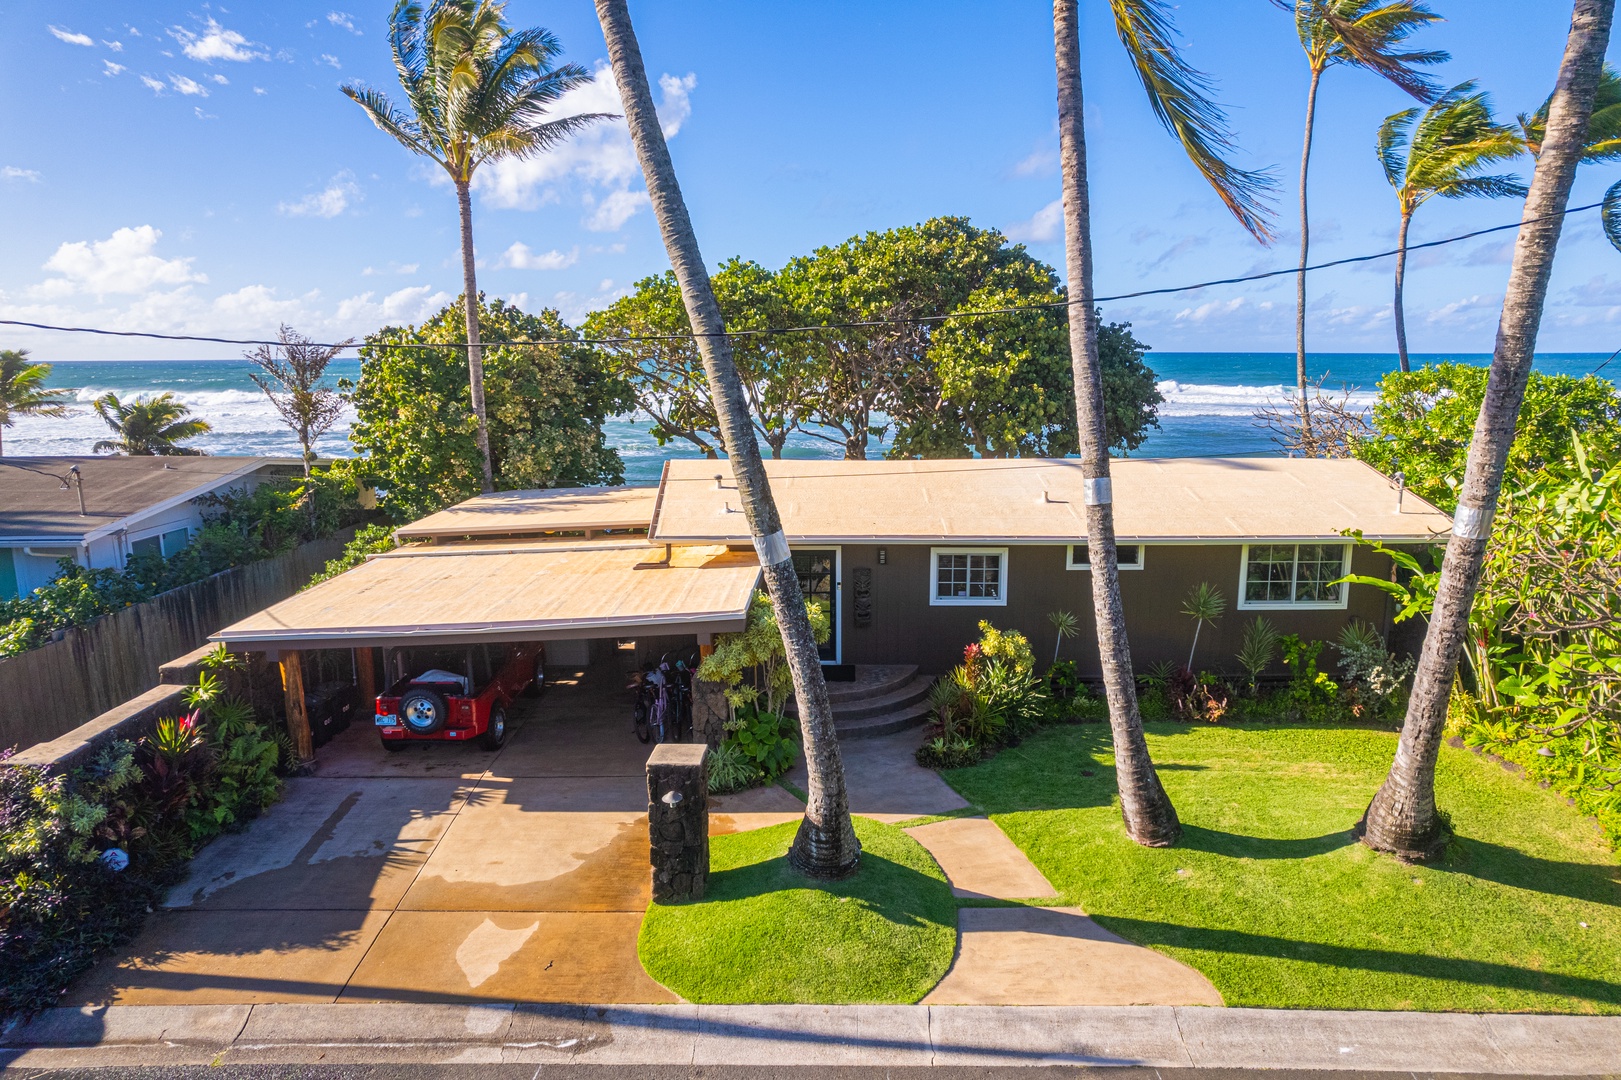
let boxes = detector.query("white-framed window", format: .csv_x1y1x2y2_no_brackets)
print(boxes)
1238,543,1350,609
930,547,1008,606
1068,543,1144,570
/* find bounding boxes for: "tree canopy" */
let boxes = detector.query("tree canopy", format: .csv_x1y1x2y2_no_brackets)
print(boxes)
1352,362,1621,512
350,297,633,521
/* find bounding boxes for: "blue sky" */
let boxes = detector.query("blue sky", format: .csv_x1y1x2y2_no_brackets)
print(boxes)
2,0,1619,361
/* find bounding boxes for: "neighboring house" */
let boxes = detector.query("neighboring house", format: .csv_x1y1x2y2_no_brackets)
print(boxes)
0,456,302,600
215,457,1451,683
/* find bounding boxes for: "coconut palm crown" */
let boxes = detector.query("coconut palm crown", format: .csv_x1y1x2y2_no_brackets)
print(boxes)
0,349,76,457
1519,64,1621,162
1378,82,1527,371
341,0,609,492
92,392,211,456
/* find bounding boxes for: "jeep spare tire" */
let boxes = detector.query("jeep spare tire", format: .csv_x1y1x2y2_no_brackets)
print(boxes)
399,687,449,735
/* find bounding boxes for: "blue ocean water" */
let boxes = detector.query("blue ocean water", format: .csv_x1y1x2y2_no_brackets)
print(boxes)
13,352,1612,486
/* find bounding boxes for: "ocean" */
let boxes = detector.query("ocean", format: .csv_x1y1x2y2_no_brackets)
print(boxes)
8,352,1612,486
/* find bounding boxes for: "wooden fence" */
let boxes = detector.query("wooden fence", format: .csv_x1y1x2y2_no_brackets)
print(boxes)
0,532,351,752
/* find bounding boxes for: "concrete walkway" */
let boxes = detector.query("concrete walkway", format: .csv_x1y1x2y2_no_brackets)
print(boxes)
4,1002,1618,1072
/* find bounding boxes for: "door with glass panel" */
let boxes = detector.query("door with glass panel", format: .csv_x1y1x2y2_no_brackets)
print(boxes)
791,549,839,662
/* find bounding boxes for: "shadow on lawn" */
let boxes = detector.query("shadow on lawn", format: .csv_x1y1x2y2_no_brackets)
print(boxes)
1435,833,1621,908
1178,824,1356,861
1093,915,1621,1005
701,849,956,933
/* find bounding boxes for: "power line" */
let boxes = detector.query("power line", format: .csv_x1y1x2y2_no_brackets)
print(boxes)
0,200,1605,351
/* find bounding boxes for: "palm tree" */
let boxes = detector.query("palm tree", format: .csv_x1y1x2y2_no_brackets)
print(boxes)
1282,1,1446,444
1054,0,1274,847
595,0,860,877
0,349,76,456
342,0,608,493
1361,0,1614,862
91,393,211,456
1518,64,1621,161
1378,83,1527,373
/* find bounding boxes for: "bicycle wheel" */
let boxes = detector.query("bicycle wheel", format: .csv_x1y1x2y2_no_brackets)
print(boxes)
633,695,651,744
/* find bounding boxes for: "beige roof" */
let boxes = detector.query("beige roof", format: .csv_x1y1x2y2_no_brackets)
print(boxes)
395,486,657,540
0,456,298,543
649,457,1451,543
211,540,759,650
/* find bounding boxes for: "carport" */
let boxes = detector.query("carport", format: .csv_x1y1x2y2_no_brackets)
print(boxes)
211,535,759,764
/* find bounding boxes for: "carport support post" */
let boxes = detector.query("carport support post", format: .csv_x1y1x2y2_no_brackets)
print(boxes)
355,647,377,712
647,743,709,901
279,650,315,768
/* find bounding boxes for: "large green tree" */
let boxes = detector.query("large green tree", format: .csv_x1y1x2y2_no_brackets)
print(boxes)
343,0,607,492
0,350,75,457
1352,363,1621,512
351,298,632,521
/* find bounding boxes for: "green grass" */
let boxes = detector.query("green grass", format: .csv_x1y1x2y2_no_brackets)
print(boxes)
638,816,957,1003
943,721,1621,1013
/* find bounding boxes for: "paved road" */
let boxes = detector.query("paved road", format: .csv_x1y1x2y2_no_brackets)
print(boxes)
5,1066,1616,1080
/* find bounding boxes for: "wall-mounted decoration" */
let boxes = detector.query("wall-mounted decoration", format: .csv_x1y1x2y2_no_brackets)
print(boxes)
853,567,873,627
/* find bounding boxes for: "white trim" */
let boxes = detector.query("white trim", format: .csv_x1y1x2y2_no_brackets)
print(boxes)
1237,542,1351,610
929,546,1009,607
1067,543,1145,570
790,544,842,666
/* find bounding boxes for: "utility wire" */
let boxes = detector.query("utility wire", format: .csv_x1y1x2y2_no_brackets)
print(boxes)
0,200,1605,351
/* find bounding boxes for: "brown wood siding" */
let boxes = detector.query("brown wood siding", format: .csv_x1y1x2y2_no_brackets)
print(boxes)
833,543,1392,678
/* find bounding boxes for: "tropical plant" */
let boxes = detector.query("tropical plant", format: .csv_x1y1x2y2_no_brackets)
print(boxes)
1278,0,1446,437
304,523,399,589
350,298,631,521
706,739,757,795
342,0,608,492
1351,363,1621,512
697,591,831,721
1377,83,1528,372
245,325,353,532
1236,615,1282,692
1180,582,1226,671
1335,621,1414,712
597,0,859,878
91,392,210,456
1048,609,1080,664
719,707,799,790
1361,5,1611,863
1055,0,1277,848
0,349,76,456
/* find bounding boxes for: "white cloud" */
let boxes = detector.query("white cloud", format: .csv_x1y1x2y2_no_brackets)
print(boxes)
170,18,266,63
169,75,209,97
47,25,94,46
103,60,125,76
1005,199,1063,244
278,172,360,218
2,166,40,182
550,279,631,324
319,53,342,69
207,73,229,85
194,107,217,121
361,262,420,276
584,190,649,232
253,86,268,96
34,226,205,298
333,285,455,326
104,40,123,52
328,11,361,34
1012,146,1056,177
473,61,695,226
1173,296,1276,325
497,243,579,271
140,75,166,94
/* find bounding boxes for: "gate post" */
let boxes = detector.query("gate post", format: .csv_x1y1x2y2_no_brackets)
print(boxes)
646,743,709,901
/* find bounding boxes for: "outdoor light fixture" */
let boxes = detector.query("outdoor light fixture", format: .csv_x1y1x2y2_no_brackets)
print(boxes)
661,790,683,806
878,547,887,565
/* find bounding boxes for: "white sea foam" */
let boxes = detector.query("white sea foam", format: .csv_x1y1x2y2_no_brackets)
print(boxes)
1156,379,1378,418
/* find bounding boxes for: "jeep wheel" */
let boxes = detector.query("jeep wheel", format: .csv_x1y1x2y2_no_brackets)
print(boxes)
480,706,509,750
526,657,546,698
399,687,449,735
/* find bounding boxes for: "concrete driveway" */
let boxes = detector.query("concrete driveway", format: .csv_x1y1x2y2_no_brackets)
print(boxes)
73,665,679,1006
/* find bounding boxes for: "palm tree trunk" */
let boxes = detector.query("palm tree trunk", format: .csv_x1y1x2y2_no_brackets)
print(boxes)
455,178,495,494
1054,0,1179,848
1361,0,1614,862
1187,621,1202,672
1295,66,1323,449
596,0,859,877
1394,207,1413,373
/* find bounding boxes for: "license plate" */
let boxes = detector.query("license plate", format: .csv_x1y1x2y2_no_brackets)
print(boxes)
375,715,397,727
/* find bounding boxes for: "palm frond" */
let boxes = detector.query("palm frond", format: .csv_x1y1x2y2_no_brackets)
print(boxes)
1296,1,1447,100
1110,0,1277,242
1376,107,1418,189
341,85,436,161
1602,178,1621,254
1434,175,1529,200
1522,63,1621,161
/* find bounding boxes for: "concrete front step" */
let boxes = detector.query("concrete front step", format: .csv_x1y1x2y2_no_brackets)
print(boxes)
834,698,932,740
830,676,934,722
823,664,918,704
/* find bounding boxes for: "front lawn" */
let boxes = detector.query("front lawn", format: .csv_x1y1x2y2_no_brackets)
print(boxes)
943,722,1621,1013
638,816,956,1003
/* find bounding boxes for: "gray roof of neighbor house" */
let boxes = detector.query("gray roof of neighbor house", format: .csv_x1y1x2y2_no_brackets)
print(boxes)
648,457,1454,543
0,456,299,544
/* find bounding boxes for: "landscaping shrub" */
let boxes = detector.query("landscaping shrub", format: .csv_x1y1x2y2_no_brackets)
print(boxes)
0,467,369,658
708,706,798,794
304,522,399,589
0,651,290,1014
916,621,1048,768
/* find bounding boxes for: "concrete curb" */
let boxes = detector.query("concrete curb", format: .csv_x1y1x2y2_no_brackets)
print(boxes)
3,1003,1620,1072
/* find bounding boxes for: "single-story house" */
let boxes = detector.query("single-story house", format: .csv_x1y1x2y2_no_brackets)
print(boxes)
0,456,303,600
213,457,1449,682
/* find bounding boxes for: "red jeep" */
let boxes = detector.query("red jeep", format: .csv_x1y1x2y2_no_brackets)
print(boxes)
374,643,545,751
